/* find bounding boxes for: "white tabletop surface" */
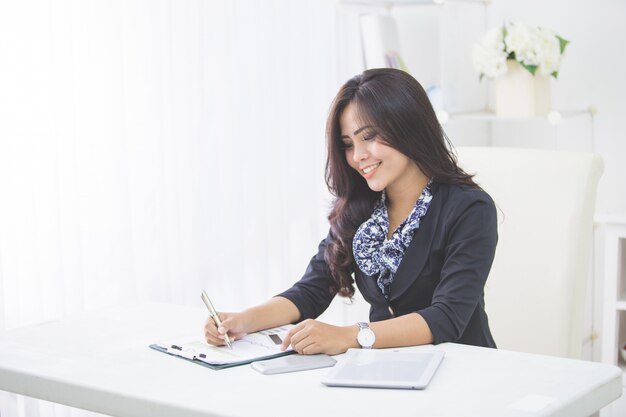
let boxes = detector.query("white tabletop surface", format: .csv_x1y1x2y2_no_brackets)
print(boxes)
0,302,622,417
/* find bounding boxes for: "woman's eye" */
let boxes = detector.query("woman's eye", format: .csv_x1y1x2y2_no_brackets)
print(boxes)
342,142,354,149
363,131,377,141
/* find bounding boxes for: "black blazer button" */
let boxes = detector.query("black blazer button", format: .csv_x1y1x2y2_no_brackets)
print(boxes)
388,306,395,317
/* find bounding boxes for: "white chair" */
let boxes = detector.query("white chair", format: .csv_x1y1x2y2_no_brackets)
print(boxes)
456,146,603,359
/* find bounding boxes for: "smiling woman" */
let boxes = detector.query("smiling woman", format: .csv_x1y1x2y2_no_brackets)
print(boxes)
340,102,425,195
204,68,498,356
340,102,428,237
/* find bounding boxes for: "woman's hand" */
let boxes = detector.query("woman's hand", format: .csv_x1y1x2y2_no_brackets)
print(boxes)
280,319,357,355
204,312,249,346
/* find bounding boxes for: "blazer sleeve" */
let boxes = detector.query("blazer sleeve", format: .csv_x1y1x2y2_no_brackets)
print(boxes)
417,192,498,344
276,235,337,321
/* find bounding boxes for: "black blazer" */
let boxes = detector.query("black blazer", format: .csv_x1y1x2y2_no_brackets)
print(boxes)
278,182,498,348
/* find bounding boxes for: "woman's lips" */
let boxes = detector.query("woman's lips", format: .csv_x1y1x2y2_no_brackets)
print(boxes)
361,162,381,179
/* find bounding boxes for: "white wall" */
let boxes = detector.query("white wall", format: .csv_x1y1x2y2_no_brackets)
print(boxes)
0,0,341,330
486,0,626,215
344,0,626,214
335,0,626,361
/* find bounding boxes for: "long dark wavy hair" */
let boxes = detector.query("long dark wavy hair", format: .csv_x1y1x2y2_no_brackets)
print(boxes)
324,68,478,297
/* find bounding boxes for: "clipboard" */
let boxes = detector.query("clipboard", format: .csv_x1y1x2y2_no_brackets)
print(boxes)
148,344,295,370
149,324,296,370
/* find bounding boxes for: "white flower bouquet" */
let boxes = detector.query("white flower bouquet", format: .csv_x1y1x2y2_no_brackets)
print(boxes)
473,22,569,80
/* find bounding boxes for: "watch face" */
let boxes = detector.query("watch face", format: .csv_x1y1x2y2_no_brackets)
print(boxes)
357,328,375,348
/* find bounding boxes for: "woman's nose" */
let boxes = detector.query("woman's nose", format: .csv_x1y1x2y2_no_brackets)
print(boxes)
352,143,368,163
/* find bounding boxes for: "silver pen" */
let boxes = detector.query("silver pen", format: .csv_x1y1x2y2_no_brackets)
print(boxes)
201,290,233,349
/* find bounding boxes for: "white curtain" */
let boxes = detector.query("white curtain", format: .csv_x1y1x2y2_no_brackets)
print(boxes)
0,0,356,415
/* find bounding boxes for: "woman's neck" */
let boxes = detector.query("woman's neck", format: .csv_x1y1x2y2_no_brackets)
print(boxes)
385,173,429,214
385,172,429,239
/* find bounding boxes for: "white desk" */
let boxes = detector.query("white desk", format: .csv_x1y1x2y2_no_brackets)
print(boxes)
0,303,622,417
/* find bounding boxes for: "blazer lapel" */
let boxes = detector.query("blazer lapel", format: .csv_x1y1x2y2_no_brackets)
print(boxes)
388,183,443,301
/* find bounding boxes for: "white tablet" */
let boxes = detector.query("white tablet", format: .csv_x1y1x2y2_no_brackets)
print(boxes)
322,348,445,390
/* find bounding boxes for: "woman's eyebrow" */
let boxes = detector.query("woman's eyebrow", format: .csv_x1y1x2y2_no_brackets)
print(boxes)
353,125,373,135
341,125,374,139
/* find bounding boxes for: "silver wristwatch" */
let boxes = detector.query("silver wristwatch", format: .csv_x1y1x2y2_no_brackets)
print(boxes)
356,322,375,349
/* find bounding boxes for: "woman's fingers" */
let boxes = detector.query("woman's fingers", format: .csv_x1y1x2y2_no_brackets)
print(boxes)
204,316,226,346
292,335,319,355
205,313,248,346
281,321,302,351
282,319,350,355
282,319,322,354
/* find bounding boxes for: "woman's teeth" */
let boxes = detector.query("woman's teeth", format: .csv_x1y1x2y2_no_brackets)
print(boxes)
363,162,381,174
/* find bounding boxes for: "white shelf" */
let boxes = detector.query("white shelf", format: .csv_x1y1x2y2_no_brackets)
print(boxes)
596,213,626,225
444,108,593,124
341,0,486,6
342,0,436,4
440,107,596,150
616,301,626,311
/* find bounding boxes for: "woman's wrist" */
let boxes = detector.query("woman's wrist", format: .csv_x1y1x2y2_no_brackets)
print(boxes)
238,308,257,334
342,324,361,350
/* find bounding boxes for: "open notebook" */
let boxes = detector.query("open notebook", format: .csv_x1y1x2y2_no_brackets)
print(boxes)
150,324,295,370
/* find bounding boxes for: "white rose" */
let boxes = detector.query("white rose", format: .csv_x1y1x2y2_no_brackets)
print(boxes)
505,23,540,66
504,23,530,53
472,45,507,78
484,56,508,78
472,28,508,78
476,23,566,79
482,27,505,52
536,27,562,76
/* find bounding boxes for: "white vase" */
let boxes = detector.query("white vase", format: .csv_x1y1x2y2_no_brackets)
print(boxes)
495,60,551,117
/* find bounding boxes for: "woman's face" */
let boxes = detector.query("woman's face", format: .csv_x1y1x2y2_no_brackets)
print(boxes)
340,102,425,195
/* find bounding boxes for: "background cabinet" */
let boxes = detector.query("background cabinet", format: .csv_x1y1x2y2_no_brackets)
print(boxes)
598,215,626,417
338,0,595,152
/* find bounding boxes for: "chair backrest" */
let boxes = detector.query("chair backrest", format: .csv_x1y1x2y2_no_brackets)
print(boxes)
456,147,603,359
